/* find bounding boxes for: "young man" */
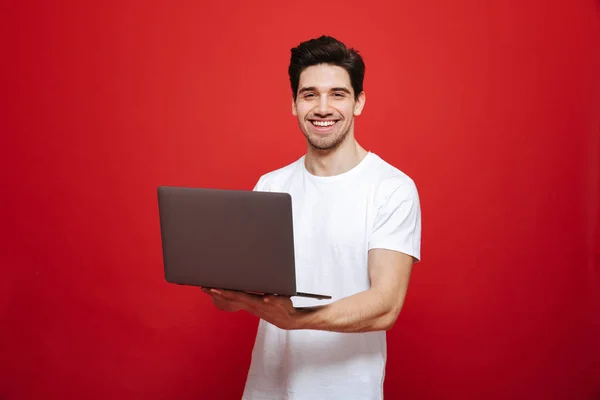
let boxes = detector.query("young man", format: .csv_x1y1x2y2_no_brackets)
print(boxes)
203,36,422,399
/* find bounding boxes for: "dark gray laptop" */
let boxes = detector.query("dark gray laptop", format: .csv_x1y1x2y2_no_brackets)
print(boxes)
157,186,331,300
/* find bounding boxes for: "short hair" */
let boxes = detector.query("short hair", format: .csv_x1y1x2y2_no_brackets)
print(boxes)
288,35,365,100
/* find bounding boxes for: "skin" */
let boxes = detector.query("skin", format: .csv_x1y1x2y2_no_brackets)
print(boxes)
202,63,414,333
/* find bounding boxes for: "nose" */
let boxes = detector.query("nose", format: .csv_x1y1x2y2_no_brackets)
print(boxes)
314,96,333,117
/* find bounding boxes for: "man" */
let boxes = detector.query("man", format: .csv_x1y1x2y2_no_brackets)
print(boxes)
202,35,421,399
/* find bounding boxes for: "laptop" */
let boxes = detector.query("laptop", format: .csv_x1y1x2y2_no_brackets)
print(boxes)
157,186,331,300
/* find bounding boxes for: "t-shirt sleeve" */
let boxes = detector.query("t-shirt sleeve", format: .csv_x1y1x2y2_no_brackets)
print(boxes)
368,179,422,262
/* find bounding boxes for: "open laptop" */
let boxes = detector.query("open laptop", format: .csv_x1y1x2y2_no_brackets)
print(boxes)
157,186,331,300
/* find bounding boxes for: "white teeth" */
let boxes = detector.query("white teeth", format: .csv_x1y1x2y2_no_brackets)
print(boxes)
312,120,336,127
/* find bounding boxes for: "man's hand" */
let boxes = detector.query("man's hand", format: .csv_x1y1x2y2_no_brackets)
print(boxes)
201,288,247,312
201,249,413,333
202,288,244,312
202,288,298,330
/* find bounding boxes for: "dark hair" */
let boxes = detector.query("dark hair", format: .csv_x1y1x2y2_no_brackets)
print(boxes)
288,35,365,100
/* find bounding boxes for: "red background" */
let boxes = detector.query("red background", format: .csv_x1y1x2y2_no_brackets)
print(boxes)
2,1,599,399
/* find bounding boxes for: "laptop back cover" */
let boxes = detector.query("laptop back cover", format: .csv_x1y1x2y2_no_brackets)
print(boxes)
157,186,298,296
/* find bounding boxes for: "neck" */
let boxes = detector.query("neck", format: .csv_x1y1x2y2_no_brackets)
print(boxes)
304,136,368,177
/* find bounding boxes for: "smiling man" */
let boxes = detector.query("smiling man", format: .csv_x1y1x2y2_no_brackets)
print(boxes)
203,35,422,400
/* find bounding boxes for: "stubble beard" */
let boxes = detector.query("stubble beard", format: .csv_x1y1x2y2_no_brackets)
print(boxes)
301,121,351,152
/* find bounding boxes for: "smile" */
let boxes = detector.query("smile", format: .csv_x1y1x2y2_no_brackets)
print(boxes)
310,120,337,127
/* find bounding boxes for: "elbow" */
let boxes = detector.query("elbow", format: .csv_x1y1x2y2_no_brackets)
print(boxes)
380,306,402,331
381,315,398,331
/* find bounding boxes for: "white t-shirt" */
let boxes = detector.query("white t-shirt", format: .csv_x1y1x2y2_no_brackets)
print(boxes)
242,152,421,400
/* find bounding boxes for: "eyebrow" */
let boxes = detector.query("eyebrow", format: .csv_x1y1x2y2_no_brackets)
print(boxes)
298,86,352,95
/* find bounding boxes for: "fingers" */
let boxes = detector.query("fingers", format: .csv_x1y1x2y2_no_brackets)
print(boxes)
262,295,293,306
262,295,282,303
201,287,225,296
202,288,245,312
201,287,231,296
214,289,250,302
201,287,287,309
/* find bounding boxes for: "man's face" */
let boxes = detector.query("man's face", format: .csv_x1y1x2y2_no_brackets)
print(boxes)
292,64,365,151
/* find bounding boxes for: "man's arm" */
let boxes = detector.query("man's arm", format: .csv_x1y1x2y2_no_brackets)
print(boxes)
203,248,413,332
203,177,420,332
293,248,413,332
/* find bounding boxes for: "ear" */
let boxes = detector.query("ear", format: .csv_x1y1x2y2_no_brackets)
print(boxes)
292,97,297,116
353,91,366,116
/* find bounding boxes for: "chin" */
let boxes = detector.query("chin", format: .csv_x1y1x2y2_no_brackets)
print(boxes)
301,125,349,151
307,136,345,151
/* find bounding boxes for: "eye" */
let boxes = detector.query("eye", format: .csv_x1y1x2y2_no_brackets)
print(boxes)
333,92,346,98
303,93,316,99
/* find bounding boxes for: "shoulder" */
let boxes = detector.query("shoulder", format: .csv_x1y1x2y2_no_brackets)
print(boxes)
253,156,304,192
368,153,419,204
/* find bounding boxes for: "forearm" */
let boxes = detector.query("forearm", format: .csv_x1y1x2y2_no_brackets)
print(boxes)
293,288,402,333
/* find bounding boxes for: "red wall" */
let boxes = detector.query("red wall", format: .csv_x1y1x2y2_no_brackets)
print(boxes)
2,1,599,399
